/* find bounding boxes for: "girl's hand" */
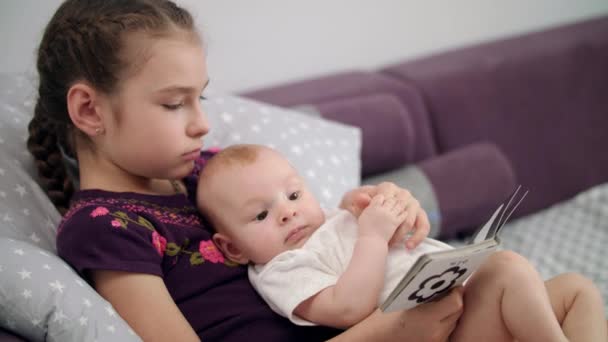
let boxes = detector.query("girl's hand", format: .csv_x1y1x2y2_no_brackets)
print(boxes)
358,195,408,242
340,182,431,249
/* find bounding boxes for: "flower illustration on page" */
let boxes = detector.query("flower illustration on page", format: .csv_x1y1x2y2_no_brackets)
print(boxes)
408,266,467,303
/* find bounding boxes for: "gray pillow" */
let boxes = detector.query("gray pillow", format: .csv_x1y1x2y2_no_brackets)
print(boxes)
203,87,362,208
0,238,141,342
0,72,141,341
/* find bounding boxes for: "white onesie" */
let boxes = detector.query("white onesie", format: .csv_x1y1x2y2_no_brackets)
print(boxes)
248,209,451,325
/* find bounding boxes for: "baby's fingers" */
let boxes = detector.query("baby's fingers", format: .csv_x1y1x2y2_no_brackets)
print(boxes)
405,210,430,249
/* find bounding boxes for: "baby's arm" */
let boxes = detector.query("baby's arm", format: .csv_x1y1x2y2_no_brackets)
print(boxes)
294,195,407,328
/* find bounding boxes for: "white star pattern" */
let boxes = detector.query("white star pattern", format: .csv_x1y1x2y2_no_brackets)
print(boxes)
18,269,31,279
38,250,50,257
325,139,335,147
290,145,303,155
15,184,27,197
79,316,88,326
0,167,5,175
322,188,332,200
261,117,271,125
316,159,325,167
107,325,116,333
289,127,298,135
251,124,261,132
43,264,51,270
13,248,24,256
0,137,4,144
299,122,310,130
306,170,316,178
0,265,3,272
31,319,41,326
0,191,6,198
49,280,65,293
230,133,241,142
215,97,225,104
220,111,233,123
52,310,67,323
3,213,13,222
259,107,271,114
237,106,246,113
327,175,335,183
105,305,117,317
30,232,40,243
128,329,137,336
83,298,92,307
330,155,341,165
280,132,288,140
22,289,32,299
76,279,85,287
23,208,30,216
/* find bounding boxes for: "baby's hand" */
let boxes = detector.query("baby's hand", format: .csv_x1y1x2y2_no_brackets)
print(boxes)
358,195,408,242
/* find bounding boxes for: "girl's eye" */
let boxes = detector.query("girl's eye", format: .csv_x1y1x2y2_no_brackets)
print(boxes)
163,102,184,110
255,210,268,221
289,191,300,201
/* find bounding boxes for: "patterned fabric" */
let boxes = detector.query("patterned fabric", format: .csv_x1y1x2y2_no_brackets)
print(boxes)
499,183,608,313
448,183,608,313
202,86,362,208
56,152,341,341
0,238,141,342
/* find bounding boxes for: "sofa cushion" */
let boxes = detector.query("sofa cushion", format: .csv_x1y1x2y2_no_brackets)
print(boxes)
316,93,415,177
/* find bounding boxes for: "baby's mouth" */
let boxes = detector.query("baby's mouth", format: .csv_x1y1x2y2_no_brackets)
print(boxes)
285,225,308,244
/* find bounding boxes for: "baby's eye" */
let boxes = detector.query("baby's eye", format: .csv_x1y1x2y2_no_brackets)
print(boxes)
163,102,184,110
255,210,268,221
289,191,300,201
199,95,208,101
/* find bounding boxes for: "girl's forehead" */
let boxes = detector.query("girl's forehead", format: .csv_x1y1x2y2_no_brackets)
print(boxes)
121,33,207,90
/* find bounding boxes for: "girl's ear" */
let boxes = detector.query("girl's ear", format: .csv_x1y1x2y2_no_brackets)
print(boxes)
212,233,249,265
66,82,105,137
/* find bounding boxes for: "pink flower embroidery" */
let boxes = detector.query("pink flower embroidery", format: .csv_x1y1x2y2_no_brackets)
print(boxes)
207,146,221,153
152,231,167,256
90,207,109,217
111,219,122,228
199,240,225,263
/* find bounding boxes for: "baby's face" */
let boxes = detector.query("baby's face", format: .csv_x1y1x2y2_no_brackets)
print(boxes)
204,149,325,264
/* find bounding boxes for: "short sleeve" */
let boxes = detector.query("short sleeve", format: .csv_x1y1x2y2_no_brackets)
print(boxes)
57,205,163,278
248,251,339,326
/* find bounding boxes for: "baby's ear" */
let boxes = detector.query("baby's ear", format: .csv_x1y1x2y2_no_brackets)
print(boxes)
212,233,249,265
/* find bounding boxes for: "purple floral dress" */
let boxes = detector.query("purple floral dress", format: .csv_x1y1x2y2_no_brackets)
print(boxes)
57,151,339,341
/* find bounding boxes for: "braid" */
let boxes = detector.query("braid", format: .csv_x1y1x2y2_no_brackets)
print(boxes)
26,110,74,215
27,0,197,215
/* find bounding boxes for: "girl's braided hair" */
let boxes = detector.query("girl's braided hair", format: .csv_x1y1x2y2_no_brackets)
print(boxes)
26,0,196,214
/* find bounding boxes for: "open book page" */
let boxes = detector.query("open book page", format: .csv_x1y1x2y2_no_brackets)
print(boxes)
381,186,528,312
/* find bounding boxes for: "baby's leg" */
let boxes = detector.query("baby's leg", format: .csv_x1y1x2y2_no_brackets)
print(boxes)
544,273,607,342
450,250,567,342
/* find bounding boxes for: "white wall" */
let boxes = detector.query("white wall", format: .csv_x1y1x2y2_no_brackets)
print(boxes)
2,1,607,93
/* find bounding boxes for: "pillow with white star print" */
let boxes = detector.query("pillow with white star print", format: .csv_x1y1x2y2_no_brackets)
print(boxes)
0,72,61,252
0,237,141,342
203,87,362,208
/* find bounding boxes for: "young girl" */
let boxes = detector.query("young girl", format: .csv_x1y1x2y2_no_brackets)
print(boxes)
27,1,467,341
197,144,608,342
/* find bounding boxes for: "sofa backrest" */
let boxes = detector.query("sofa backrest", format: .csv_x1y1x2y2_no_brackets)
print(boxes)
382,15,608,216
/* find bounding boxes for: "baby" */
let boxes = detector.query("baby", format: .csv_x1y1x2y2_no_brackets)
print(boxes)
197,144,607,341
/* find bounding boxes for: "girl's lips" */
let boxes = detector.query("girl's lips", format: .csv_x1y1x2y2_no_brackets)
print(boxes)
182,149,201,161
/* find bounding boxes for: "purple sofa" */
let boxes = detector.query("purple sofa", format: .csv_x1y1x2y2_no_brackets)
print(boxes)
243,15,608,239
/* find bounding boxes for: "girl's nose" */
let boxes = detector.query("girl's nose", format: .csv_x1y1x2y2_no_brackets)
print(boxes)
187,103,210,138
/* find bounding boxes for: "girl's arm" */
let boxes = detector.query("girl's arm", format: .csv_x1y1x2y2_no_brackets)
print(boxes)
91,270,200,342
295,195,407,328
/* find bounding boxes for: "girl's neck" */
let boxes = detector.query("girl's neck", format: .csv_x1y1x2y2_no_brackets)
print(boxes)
77,150,180,196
